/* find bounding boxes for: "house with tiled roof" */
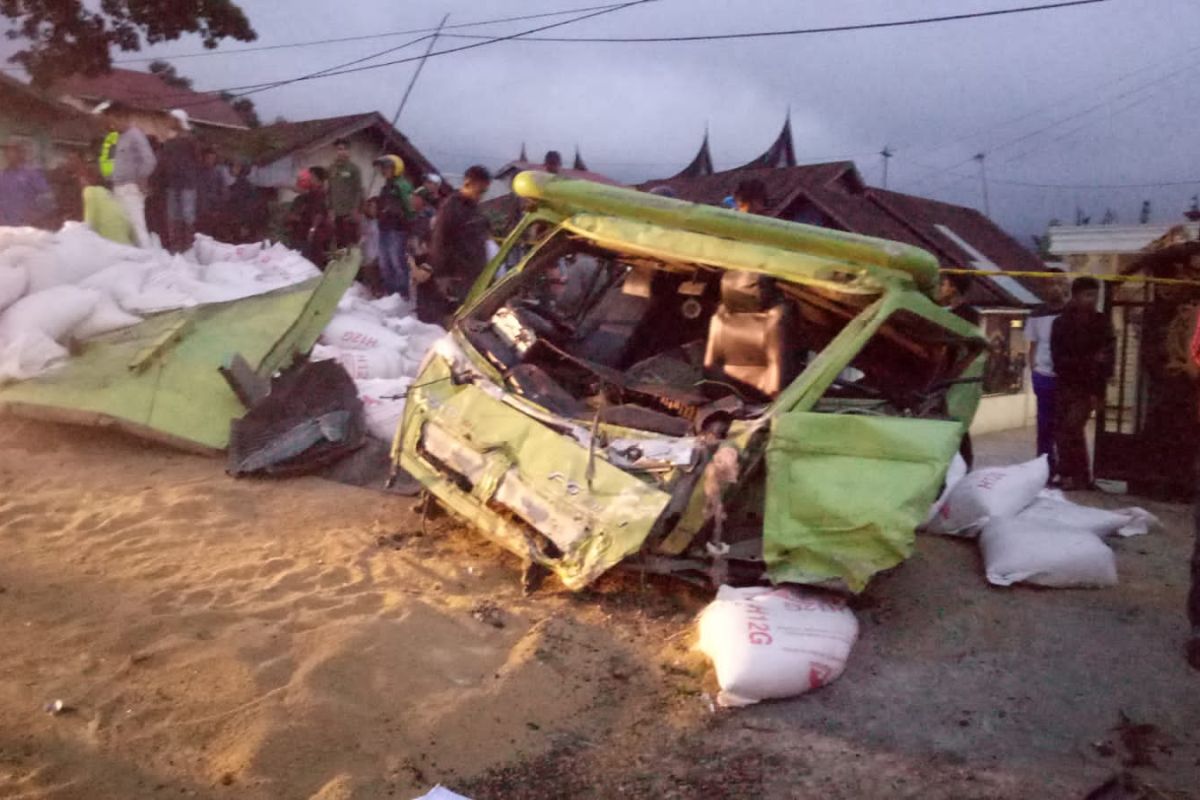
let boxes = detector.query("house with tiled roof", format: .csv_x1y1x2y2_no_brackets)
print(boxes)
0,72,101,158
197,111,441,197
641,122,1050,433
50,68,247,140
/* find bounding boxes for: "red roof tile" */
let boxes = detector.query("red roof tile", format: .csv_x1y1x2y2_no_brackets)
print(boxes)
50,68,246,129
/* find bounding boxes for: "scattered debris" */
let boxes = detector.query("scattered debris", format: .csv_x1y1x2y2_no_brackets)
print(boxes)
411,786,472,800
470,601,505,629
44,699,70,715
1114,712,1173,768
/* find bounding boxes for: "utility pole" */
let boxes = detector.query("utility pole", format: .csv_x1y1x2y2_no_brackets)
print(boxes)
880,146,893,188
368,14,449,194
973,152,990,216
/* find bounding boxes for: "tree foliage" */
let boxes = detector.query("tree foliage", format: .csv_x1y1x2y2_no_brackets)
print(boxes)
2,0,256,86
148,59,192,90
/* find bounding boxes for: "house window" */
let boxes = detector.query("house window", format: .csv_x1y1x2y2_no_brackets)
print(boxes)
980,311,1027,396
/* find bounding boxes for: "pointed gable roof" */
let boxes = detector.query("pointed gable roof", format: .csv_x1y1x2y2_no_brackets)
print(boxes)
735,116,796,170
572,146,588,172
671,130,715,179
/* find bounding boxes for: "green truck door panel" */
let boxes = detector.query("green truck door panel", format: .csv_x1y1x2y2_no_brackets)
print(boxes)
763,412,964,591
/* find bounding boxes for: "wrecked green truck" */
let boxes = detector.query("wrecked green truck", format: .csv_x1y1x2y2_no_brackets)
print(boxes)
392,172,985,592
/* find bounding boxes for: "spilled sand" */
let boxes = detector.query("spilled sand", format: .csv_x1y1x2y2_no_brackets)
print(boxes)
3,418,1199,799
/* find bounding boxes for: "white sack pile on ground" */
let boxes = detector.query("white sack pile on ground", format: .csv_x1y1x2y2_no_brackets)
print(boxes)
0,225,319,382
921,456,1160,588
697,585,860,707
312,284,445,441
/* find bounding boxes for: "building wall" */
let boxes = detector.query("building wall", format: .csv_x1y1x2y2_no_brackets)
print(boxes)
259,135,391,202
971,384,1036,436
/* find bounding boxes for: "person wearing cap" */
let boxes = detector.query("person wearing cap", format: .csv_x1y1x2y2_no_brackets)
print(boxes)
374,154,414,299
327,138,364,250
105,110,156,247
157,109,202,252
0,139,53,227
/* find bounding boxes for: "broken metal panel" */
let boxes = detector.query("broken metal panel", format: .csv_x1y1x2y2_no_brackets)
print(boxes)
763,412,964,592
0,253,358,453
398,363,671,589
560,214,888,297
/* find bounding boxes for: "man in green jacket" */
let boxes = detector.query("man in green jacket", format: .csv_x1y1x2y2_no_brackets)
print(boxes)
327,138,363,250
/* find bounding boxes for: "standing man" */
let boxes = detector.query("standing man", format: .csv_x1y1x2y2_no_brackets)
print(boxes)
374,154,414,299
428,165,492,314
543,150,563,175
1024,267,1068,481
939,273,981,326
1050,276,1115,491
0,139,53,227
195,147,226,237
108,113,157,247
1188,307,1200,669
158,109,201,252
327,138,364,250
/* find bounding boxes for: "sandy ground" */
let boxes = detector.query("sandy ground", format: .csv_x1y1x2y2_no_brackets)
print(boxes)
0,418,1197,799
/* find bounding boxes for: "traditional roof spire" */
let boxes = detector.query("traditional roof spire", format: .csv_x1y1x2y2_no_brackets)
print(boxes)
736,113,797,170
572,146,588,172
518,141,528,162
671,128,715,179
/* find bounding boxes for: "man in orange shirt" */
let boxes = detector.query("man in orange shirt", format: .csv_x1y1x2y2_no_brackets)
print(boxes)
1189,307,1200,669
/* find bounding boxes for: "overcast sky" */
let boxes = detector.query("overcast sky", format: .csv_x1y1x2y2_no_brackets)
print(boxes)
10,0,1200,243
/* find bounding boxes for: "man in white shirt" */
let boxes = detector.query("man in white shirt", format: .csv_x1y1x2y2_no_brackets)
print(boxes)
1024,267,1068,481
107,112,157,248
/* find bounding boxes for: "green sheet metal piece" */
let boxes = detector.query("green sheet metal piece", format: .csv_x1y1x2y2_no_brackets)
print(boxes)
763,412,964,592
397,355,671,590
0,252,358,453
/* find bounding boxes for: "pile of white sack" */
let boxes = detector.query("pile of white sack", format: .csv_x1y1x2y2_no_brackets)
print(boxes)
0,225,320,382
0,224,446,444
313,284,445,442
923,455,1160,588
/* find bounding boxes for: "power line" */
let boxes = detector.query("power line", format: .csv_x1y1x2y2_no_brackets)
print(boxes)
121,0,658,108
436,0,1110,43
109,3,641,63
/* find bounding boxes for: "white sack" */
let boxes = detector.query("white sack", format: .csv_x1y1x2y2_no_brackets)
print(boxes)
697,585,859,707
923,453,969,527
0,286,99,343
314,344,407,380
72,294,142,339
28,223,151,292
923,455,1050,537
980,516,1118,588
1015,490,1159,538
0,265,28,313
321,313,411,352
0,332,69,382
356,377,412,441
0,226,53,254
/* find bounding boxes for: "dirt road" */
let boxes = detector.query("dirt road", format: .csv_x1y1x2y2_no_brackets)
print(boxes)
0,419,1196,798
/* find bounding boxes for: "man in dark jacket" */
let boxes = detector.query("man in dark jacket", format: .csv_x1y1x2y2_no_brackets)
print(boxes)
1050,276,1115,491
286,167,332,268
158,109,201,252
428,164,492,311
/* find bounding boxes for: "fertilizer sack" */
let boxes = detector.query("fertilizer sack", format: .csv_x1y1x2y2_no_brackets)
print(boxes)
697,585,859,707
980,516,1118,588
1014,491,1159,538
923,455,1049,537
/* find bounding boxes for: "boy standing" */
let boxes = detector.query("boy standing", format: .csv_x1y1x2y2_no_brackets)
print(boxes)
1050,276,1115,491
374,155,413,299
1025,268,1068,480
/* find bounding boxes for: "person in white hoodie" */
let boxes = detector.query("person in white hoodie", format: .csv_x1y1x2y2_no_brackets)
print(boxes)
105,109,157,247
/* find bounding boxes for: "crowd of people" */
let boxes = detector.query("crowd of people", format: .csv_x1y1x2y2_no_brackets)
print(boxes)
278,137,493,324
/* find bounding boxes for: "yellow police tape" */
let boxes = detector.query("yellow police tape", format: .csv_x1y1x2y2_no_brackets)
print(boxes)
938,268,1200,288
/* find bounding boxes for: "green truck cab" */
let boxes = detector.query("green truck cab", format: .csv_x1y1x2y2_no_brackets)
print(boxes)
392,171,985,592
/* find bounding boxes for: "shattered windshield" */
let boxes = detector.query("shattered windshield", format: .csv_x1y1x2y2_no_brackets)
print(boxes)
458,231,974,437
